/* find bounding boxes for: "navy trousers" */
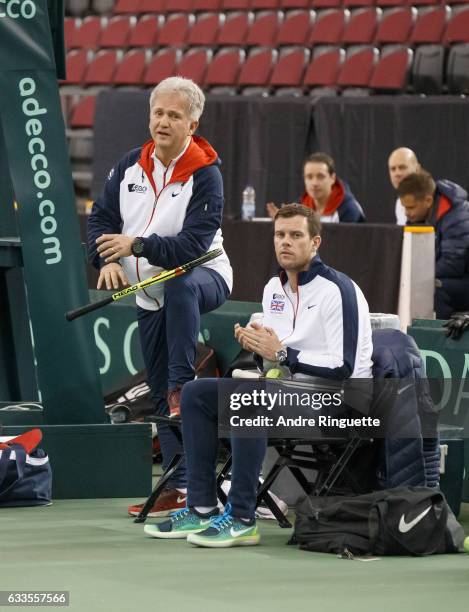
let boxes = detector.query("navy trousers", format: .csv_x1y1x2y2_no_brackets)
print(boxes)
181,378,267,520
137,268,229,488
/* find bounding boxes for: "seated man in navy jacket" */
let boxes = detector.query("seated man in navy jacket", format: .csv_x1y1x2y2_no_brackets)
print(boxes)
397,171,469,319
144,204,373,548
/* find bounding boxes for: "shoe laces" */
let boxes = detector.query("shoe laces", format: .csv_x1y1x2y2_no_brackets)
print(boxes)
209,503,233,531
170,507,190,522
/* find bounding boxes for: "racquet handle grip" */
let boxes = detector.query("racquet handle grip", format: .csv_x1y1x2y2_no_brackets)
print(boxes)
65,295,113,321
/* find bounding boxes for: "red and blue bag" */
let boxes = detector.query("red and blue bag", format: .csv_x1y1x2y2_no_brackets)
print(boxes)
0,429,52,508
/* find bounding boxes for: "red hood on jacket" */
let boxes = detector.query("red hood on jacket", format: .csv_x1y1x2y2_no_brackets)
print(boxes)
435,194,452,222
301,180,345,216
138,135,218,193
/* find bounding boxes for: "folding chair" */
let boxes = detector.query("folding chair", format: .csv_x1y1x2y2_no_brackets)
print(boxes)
134,415,233,523
133,415,184,524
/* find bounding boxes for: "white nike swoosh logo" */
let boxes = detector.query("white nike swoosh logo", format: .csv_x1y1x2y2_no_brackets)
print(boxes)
397,383,414,395
230,526,253,537
176,496,187,504
200,519,211,525
398,506,432,533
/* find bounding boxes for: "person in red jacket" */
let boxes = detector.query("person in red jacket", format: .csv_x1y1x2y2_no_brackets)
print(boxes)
266,152,365,223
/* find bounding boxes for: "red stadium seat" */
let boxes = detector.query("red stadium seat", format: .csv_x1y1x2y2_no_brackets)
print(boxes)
337,46,379,87
64,49,92,85
158,13,195,47
412,0,439,5
139,0,168,12
444,7,469,44
309,9,346,45
70,96,96,129
446,0,469,5
114,0,144,13
376,0,408,6
238,47,278,86
64,18,78,50
303,46,345,87
410,6,450,45
83,49,122,85
113,49,149,85
170,0,195,10
221,0,251,8
251,0,280,8
99,16,136,48
276,10,315,45
193,0,222,9
270,47,310,86
188,13,222,46
375,7,416,44
205,47,245,86
344,0,375,7
128,15,164,47
247,11,283,47
217,11,253,45
369,46,412,90
280,0,310,7
143,48,181,85
178,48,213,84
311,0,341,8
342,8,380,44
73,16,105,50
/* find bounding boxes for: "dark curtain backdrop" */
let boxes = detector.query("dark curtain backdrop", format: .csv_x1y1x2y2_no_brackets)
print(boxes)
314,96,469,223
81,216,402,313
91,93,469,224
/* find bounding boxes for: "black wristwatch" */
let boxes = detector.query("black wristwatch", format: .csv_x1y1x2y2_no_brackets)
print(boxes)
131,237,145,257
275,347,288,365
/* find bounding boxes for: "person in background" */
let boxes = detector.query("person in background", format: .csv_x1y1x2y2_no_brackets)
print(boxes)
398,171,469,319
266,152,365,223
388,147,420,225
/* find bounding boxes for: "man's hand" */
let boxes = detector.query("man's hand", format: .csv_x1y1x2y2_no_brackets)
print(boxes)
96,233,134,263
234,321,283,360
443,312,469,340
97,262,129,290
266,202,279,220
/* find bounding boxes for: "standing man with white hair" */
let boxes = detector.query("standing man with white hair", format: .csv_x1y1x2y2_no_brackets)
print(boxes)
388,147,420,225
88,77,233,516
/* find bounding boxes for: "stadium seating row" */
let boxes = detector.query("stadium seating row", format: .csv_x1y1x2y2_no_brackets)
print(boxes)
65,0,469,18
63,43,469,129
64,7,469,50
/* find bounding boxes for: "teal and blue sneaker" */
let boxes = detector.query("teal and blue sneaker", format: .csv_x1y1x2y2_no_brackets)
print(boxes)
187,503,260,548
144,506,219,539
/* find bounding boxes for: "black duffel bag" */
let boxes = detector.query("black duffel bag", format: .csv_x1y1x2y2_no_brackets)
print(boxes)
294,486,464,557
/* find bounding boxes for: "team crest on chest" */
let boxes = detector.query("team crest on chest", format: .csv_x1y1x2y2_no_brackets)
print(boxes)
270,294,285,313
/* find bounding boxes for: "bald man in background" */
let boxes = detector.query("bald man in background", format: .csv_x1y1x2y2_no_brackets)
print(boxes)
388,148,420,225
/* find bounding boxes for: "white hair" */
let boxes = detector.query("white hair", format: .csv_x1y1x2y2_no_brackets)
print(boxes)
149,77,205,121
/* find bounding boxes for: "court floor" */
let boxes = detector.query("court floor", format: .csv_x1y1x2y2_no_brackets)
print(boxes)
0,499,468,612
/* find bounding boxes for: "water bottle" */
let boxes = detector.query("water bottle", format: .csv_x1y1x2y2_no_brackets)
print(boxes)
241,185,256,221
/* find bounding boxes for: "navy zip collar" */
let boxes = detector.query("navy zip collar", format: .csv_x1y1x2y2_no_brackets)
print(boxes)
279,254,328,287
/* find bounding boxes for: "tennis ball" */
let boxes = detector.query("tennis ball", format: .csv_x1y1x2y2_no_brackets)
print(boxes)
464,536,469,554
265,368,283,379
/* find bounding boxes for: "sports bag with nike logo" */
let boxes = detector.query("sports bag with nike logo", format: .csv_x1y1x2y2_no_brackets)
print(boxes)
293,487,464,556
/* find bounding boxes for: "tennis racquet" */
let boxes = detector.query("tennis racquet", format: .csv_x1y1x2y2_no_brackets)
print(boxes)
66,248,223,322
